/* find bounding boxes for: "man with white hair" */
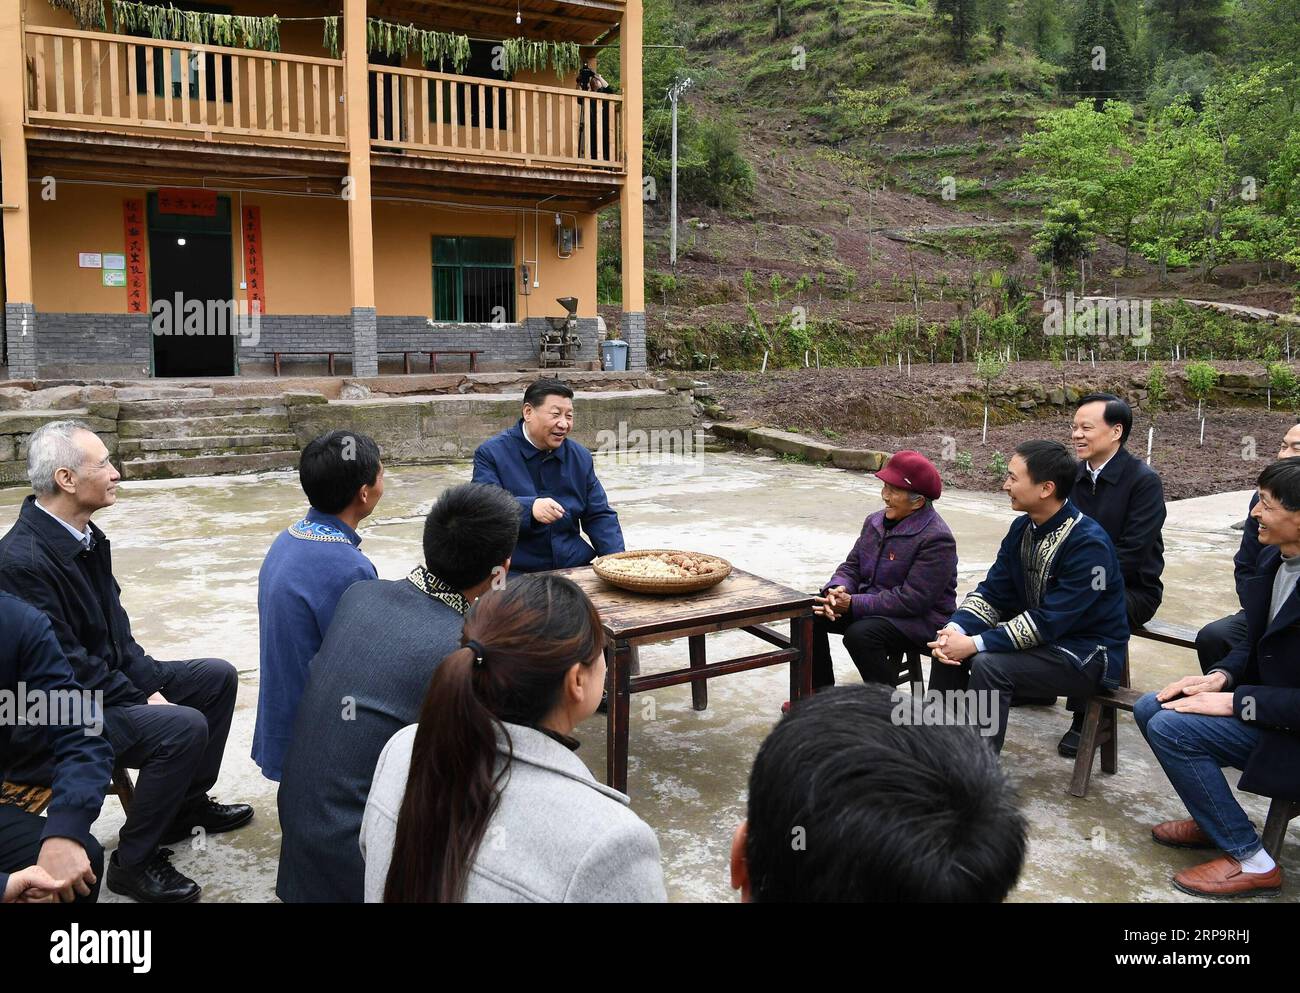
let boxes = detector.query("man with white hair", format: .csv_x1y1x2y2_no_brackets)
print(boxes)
0,421,252,903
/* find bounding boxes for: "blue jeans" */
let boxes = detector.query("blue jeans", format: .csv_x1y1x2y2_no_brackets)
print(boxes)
1133,692,1263,861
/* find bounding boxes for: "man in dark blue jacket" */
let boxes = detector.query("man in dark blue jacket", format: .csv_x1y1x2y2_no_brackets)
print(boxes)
1,592,112,904
928,440,1129,753
1136,458,1300,898
0,421,252,903
471,378,625,573
1195,419,1300,672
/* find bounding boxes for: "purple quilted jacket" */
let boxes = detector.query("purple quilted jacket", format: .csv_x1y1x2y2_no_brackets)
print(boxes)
824,501,958,647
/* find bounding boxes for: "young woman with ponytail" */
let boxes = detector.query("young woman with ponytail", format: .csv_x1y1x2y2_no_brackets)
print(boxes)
360,573,666,903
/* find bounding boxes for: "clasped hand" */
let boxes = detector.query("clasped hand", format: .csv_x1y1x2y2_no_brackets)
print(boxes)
927,627,977,665
813,586,851,620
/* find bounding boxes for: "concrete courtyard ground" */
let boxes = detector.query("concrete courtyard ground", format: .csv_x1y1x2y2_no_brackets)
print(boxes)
1,450,1294,903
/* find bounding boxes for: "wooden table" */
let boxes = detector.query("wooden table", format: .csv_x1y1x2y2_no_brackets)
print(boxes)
554,566,816,794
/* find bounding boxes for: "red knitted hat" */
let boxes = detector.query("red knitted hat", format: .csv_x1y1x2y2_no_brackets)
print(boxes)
874,450,942,500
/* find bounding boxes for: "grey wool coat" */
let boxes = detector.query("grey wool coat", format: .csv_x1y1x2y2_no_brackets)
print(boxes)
360,722,668,903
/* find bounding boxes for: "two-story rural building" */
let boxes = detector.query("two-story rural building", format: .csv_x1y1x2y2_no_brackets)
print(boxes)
0,0,645,379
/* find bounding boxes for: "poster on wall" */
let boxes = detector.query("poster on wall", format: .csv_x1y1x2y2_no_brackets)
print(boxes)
78,253,102,268
103,270,127,287
159,188,218,216
242,205,266,315
122,199,148,314
102,253,126,271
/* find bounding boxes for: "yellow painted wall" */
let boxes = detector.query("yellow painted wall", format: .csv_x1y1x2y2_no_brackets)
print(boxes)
30,182,597,319
373,199,596,319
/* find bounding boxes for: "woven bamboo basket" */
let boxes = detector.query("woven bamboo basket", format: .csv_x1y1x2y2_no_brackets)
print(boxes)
591,549,733,595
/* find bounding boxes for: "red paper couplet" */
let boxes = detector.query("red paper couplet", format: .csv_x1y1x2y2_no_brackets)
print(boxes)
122,198,148,314
243,205,266,314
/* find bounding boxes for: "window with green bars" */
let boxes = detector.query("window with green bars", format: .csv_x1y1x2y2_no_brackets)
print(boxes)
432,237,516,323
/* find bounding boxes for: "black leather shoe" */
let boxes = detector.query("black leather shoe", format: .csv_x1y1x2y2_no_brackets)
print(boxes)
107,848,201,903
159,795,254,846
1058,712,1086,758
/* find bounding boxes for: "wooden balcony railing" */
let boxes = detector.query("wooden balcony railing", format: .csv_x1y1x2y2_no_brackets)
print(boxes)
22,26,626,175
25,26,345,146
369,65,623,171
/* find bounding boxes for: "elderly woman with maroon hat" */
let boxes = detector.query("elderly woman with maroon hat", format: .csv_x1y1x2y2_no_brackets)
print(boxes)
811,451,958,689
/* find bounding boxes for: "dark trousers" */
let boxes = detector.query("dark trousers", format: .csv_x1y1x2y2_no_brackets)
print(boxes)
1062,592,1149,715
813,614,915,689
0,803,104,902
1196,611,1249,674
105,657,237,867
928,646,1104,752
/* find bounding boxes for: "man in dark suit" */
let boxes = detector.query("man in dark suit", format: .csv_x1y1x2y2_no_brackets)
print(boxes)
0,421,252,903
1135,458,1300,898
1054,393,1166,758
1,593,112,904
1195,419,1300,672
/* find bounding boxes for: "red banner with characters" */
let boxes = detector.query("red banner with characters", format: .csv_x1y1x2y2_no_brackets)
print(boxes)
158,187,218,216
242,206,266,314
122,199,148,314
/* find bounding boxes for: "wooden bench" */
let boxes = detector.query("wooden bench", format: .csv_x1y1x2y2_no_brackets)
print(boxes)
272,349,482,375
1069,620,1197,798
1071,618,1299,858
0,764,136,816
427,349,481,373
272,350,350,376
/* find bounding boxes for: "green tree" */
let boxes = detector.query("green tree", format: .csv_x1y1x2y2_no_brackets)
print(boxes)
1031,199,1097,290
1018,100,1148,269
976,350,1006,444
681,116,756,212
1068,0,1133,111
1133,100,1226,284
1149,0,1230,53
935,0,979,58
1185,360,1219,443
1011,0,1063,57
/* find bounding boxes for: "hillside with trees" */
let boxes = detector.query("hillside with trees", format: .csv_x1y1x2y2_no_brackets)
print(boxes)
596,0,1300,373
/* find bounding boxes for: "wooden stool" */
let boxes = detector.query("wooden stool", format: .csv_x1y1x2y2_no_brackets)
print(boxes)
0,764,136,816
887,645,927,690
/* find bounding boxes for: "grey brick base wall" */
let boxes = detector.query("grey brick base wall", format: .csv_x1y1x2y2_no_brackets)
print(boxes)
623,311,647,370
247,315,604,371
352,307,379,377
3,311,611,379
4,304,38,380
11,311,152,379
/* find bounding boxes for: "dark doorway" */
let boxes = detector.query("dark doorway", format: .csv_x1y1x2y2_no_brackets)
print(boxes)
148,192,236,377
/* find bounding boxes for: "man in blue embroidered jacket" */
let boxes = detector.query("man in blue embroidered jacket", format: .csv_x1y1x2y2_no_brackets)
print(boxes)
253,431,382,781
471,378,624,573
928,440,1129,753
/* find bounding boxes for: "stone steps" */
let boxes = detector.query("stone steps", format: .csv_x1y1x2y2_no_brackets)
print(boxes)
118,396,290,419
121,450,300,480
115,395,300,479
117,412,291,440
117,433,299,458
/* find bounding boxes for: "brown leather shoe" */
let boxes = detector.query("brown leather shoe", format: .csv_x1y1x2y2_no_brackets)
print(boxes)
1173,856,1282,899
1152,818,1215,850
